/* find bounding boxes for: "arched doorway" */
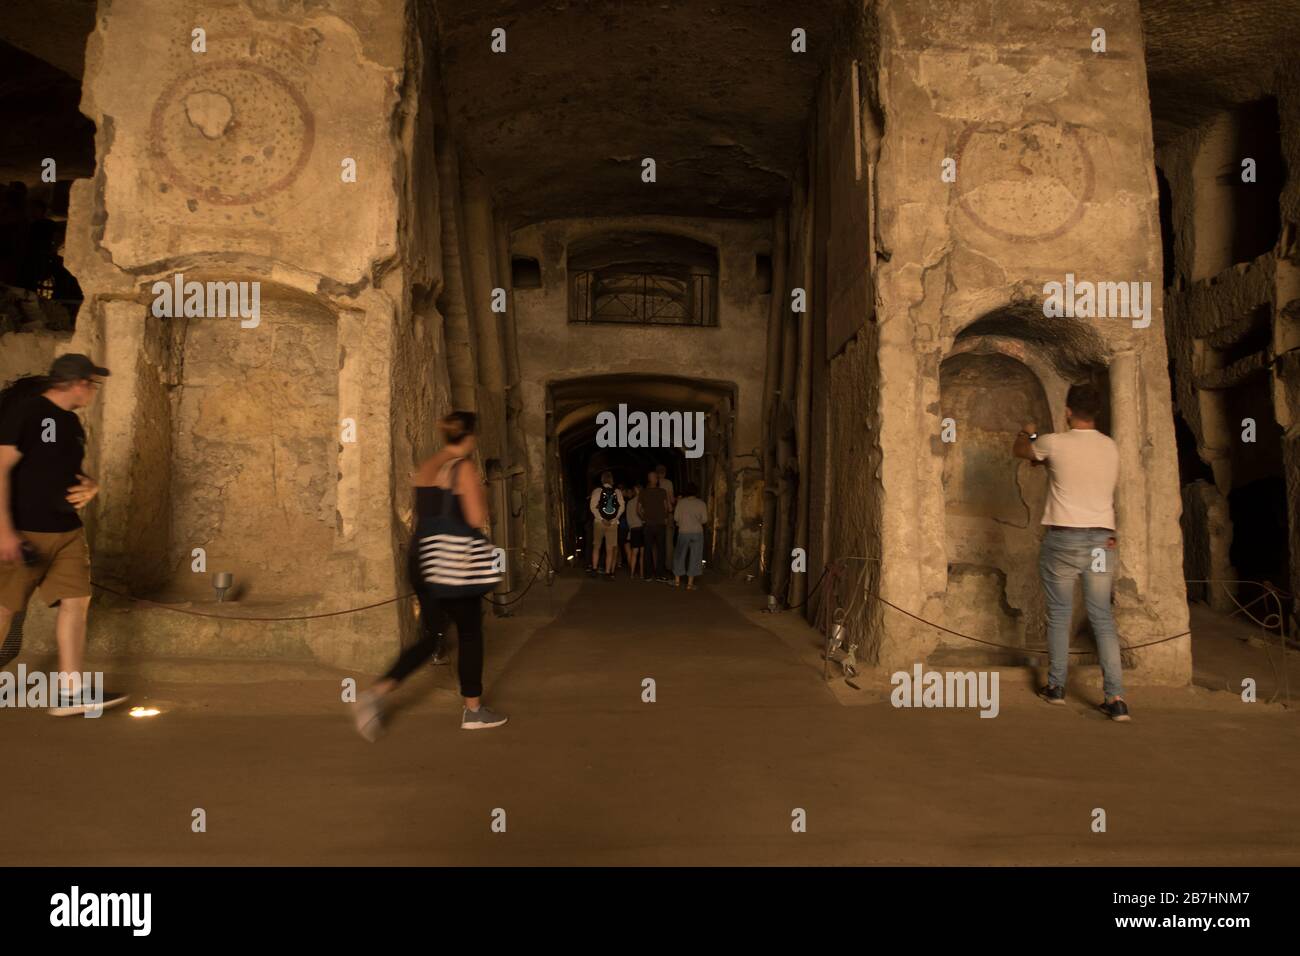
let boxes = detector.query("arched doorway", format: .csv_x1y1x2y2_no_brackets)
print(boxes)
545,374,737,572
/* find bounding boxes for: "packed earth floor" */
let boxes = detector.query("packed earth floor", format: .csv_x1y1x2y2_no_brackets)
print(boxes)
3,576,1297,866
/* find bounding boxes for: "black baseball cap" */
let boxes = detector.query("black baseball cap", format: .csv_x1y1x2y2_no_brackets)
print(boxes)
48,353,110,383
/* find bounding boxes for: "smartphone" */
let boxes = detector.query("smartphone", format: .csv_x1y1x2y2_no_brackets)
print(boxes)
20,541,39,567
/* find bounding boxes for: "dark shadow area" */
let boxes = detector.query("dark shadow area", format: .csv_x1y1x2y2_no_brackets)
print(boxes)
0,38,94,333
1222,97,1284,265
1156,165,1177,287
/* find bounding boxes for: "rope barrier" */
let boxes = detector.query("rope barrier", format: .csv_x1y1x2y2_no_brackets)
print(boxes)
86,547,561,620
482,556,548,606
1185,578,1291,704
89,582,412,621
781,558,1290,658
786,564,832,611
76,554,1294,667
870,589,1190,656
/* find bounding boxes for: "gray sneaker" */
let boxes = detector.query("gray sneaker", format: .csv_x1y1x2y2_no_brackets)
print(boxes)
353,689,385,742
461,704,508,730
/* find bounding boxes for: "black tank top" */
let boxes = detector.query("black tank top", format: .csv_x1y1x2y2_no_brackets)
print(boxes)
414,459,467,526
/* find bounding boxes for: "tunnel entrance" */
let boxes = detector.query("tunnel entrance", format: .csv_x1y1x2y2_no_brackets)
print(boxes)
546,375,737,572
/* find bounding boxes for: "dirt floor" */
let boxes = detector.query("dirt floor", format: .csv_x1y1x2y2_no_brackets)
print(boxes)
2,574,1298,866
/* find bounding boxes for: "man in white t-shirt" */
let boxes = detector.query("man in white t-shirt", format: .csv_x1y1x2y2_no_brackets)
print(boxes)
1012,383,1129,722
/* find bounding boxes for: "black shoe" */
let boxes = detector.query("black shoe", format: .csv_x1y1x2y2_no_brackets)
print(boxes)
1037,684,1066,705
1098,698,1131,722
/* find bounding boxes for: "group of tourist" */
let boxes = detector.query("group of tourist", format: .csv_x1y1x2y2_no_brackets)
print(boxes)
587,465,709,590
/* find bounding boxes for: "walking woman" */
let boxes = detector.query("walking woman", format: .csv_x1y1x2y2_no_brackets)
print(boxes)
354,412,507,739
671,483,708,590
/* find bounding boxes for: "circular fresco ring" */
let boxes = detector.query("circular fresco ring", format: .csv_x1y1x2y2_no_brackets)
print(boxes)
149,58,316,206
952,120,1096,244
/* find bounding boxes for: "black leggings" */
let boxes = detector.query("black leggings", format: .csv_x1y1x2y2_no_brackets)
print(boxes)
385,594,484,698
385,548,485,697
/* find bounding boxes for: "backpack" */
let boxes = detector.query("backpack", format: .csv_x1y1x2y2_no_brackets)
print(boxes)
597,485,619,520
0,374,49,421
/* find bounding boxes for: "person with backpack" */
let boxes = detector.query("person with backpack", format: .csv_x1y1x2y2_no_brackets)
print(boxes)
588,471,624,579
353,411,507,739
0,355,128,716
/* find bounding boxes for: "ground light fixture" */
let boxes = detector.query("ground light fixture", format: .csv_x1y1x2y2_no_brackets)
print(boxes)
128,706,161,718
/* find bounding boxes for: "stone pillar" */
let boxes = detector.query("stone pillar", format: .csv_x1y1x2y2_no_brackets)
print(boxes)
866,0,1191,682
62,0,415,673
1109,350,1149,595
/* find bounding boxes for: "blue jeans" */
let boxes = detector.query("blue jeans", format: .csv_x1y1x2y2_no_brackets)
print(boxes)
1039,527,1124,699
673,532,704,579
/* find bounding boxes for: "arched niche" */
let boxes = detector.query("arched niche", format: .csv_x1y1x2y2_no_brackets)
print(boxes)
934,305,1112,662
167,280,339,602
941,352,1052,527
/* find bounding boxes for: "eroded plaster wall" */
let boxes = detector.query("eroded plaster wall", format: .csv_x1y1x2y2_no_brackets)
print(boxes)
170,291,338,601
0,330,66,386
774,21,884,639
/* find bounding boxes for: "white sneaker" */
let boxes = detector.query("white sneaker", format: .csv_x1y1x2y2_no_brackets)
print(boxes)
353,689,385,742
49,690,129,717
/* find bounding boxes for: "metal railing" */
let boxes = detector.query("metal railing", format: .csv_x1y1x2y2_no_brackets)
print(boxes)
570,270,716,327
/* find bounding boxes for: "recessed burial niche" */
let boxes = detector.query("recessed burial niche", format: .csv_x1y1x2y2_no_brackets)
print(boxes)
938,350,1051,660
166,285,339,602
935,308,1112,663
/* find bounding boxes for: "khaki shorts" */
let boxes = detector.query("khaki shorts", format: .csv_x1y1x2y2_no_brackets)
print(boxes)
0,528,91,612
592,519,619,552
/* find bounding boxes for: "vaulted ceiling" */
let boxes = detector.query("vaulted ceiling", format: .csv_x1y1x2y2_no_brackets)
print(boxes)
1,1,1297,197
1141,0,1300,146
435,0,847,224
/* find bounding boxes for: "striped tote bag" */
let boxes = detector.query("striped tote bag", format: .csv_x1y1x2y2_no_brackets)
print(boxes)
416,462,504,599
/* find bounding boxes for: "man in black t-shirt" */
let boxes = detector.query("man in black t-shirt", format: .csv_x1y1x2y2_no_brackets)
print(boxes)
0,353,128,715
